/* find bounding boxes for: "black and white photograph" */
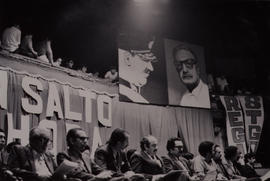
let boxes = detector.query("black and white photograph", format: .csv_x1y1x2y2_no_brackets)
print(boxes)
0,0,270,181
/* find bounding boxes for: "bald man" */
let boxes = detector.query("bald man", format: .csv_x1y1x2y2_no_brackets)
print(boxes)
8,127,57,181
130,135,165,180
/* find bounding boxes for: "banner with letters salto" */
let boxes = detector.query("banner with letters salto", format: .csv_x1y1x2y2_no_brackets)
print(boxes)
0,68,114,156
220,96,264,153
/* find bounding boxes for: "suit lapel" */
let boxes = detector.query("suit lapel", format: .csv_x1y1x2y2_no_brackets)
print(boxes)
26,146,36,172
44,154,54,173
81,153,92,173
108,146,119,171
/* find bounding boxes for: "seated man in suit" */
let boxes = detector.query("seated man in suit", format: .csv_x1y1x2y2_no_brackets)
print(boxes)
57,128,112,181
0,129,19,181
130,135,164,174
130,135,168,180
240,153,259,178
162,138,192,176
8,127,57,181
94,128,139,180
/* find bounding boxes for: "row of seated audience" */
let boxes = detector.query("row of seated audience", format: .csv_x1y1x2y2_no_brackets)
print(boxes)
0,23,119,82
0,127,270,181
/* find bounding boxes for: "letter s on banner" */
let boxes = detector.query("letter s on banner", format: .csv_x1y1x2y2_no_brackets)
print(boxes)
97,95,112,127
22,76,43,114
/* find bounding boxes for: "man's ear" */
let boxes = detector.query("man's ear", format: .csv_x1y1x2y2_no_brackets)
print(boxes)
69,138,75,145
143,143,148,151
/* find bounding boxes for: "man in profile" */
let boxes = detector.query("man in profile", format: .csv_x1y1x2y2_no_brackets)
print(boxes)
118,34,157,103
94,128,140,180
173,45,210,108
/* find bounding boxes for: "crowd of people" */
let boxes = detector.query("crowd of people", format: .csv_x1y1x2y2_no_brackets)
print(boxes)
0,23,118,82
0,127,269,181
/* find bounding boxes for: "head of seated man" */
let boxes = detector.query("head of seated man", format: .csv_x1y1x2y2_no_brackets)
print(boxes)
166,137,185,157
212,145,223,163
108,128,129,152
29,127,51,154
0,129,6,152
66,128,89,154
140,135,158,157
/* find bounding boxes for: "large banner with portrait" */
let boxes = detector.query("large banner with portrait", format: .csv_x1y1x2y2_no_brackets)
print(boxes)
118,36,210,109
118,33,168,105
164,39,210,109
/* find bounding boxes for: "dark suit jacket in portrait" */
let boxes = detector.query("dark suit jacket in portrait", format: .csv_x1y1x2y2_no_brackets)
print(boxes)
57,149,103,181
7,145,56,181
162,154,191,173
94,143,131,175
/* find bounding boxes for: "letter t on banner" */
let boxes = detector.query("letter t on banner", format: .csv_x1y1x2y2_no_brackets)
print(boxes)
238,96,264,153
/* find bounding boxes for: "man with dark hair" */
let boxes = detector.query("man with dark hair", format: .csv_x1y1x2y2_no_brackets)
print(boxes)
162,138,190,173
162,137,197,181
212,145,230,180
8,127,57,181
173,44,210,108
222,146,270,181
192,141,217,179
57,127,112,181
238,153,259,178
0,129,7,165
223,146,243,179
94,128,135,178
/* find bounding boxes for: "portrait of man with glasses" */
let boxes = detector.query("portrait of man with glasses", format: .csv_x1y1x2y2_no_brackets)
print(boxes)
171,43,210,108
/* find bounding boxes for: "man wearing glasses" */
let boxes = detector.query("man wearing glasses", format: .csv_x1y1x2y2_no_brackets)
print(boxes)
57,128,112,181
118,34,157,104
8,127,57,181
173,45,210,108
162,138,190,173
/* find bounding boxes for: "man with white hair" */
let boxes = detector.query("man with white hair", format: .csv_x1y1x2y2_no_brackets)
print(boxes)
8,127,56,181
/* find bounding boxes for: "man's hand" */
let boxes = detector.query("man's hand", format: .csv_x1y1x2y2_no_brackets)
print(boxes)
261,170,270,181
216,173,228,181
123,171,135,179
95,170,113,180
189,175,201,181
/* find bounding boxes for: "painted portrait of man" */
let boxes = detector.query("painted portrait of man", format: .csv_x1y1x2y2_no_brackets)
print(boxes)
165,39,210,109
118,33,166,104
